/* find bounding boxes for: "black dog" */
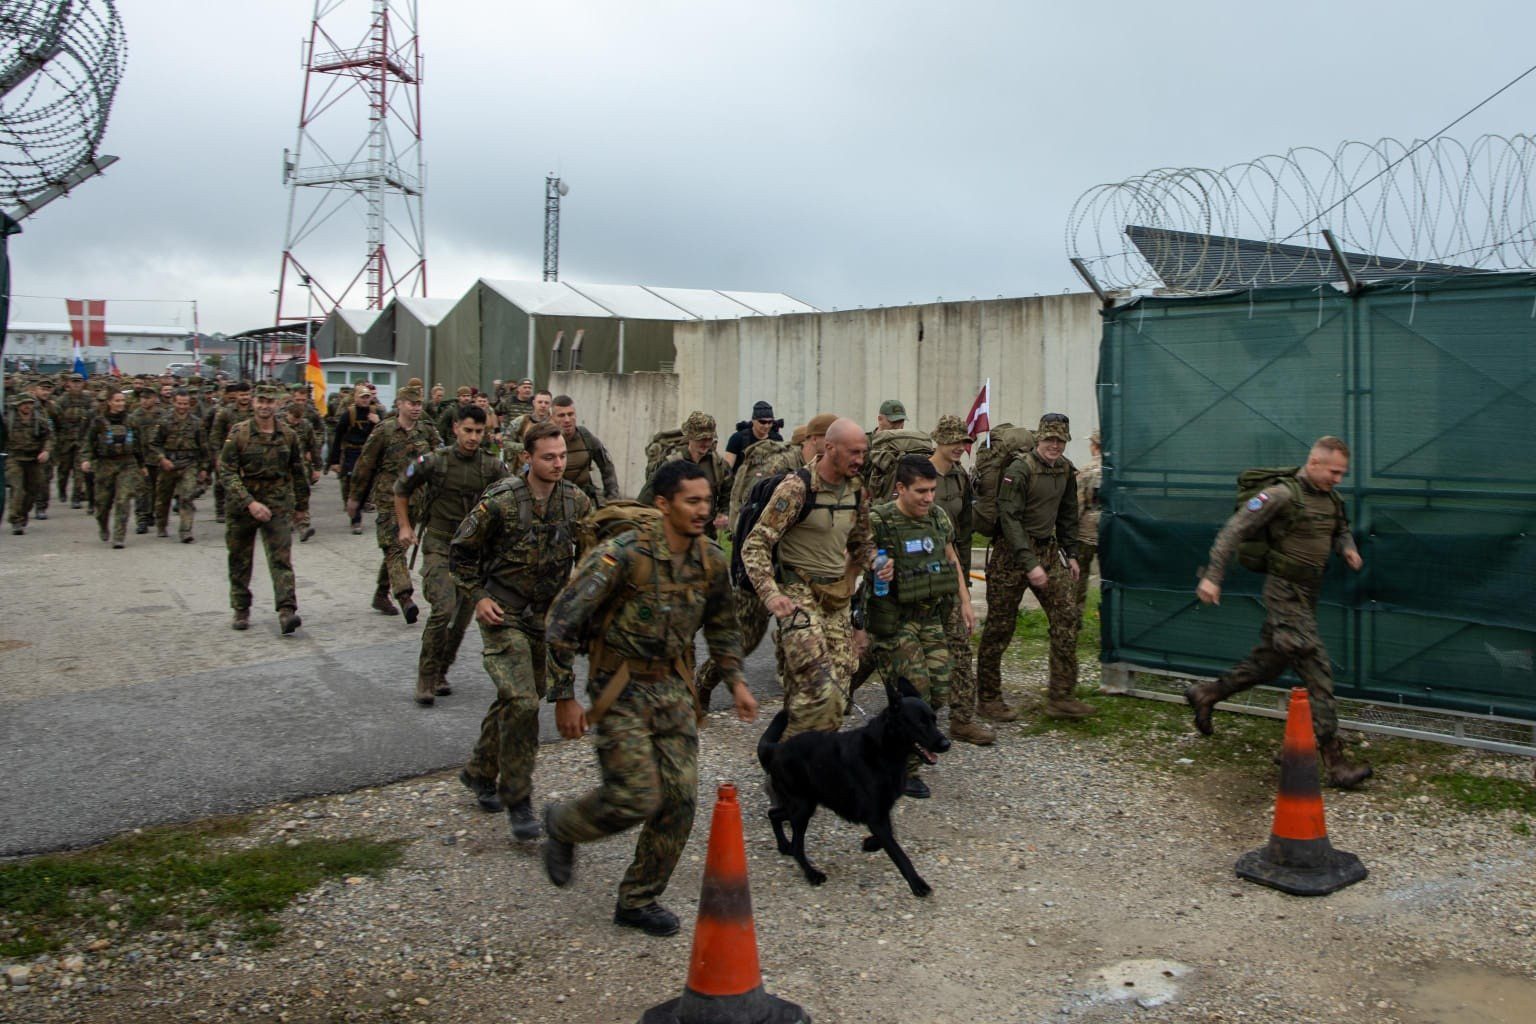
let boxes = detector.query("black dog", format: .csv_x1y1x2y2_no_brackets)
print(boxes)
756,677,950,897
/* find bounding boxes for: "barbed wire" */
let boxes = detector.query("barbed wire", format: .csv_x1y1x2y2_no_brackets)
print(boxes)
0,0,126,208
1066,134,1536,292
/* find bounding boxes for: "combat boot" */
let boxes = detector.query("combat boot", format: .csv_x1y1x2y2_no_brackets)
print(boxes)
278,609,302,635
156,526,169,538
135,521,148,534
541,805,575,887
506,799,543,841
414,674,436,706
434,675,453,697
372,587,399,615
397,594,419,624
1044,685,1099,720
977,699,1019,722
948,718,997,746
231,609,250,631
902,776,931,799
34,509,46,520
1184,679,1233,735
1320,737,1373,789
613,902,679,937
458,769,503,812
300,525,315,542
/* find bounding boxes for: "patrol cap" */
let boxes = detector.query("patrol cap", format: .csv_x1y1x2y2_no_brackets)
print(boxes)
931,414,973,445
805,412,837,438
1036,413,1071,442
10,392,38,407
879,398,907,420
67,372,85,382
682,410,716,441
397,383,424,402
227,381,251,393
254,384,282,399
518,377,533,386
790,423,808,445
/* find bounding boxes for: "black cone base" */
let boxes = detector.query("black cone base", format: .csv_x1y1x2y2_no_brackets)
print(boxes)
640,985,811,1024
1236,842,1367,896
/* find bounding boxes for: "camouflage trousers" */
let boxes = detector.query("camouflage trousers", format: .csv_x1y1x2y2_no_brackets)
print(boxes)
976,540,1080,701
871,606,952,709
153,464,203,539
547,672,698,910
53,439,86,502
373,508,413,598
1213,575,1339,742
93,460,142,544
465,620,548,805
5,458,47,527
135,465,160,527
943,597,979,723
1074,541,1098,624
774,579,857,740
697,587,771,711
417,537,472,683
226,505,297,611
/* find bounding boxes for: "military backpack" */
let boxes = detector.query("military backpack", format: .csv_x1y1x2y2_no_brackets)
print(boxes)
971,422,1036,537
727,437,799,524
643,428,688,483
1232,466,1344,576
729,467,862,595
862,428,935,504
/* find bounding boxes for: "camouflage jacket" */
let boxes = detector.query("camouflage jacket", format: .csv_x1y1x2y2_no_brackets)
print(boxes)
1076,457,1102,545
996,450,1079,571
127,406,166,464
393,443,508,541
1203,470,1356,586
209,405,254,464
740,459,873,604
544,519,743,701
50,391,97,441
637,449,732,518
218,420,310,512
285,415,323,467
5,409,53,460
150,411,209,470
83,412,144,466
349,417,441,506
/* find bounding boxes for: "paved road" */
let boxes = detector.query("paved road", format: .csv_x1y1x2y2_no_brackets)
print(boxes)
0,497,780,856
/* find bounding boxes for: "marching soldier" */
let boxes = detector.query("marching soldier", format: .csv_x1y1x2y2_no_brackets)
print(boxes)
128,388,165,534
81,390,146,548
1074,429,1103,622
539,459,755,937
282,399,323,542
5,393,53,534
329,385,381,533
637,411,732,538
550,395,620,505
149,389,210,541
219,385,309,634
50,373,95,509
349,381,440,619
209,382,254,523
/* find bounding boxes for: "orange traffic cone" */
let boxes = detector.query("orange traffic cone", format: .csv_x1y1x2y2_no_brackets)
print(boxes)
640,783,809,1024
1235,687,1368,896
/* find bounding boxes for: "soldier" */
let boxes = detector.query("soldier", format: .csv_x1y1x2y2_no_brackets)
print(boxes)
550,395,620,505
875,398,907,432
637,411,731,538
865,456,969,797
393,403,508,703
423,383,446,423
27,378,57,520
1074,429,1103,623
723,400,782,468
149,389,209,542
503,388,553,447
329,385,381,532
219,384,309,633
448,420,590,834
435,385,474,440
930,414,994,746
81,390,146,548
974,413,1095,720
5,394,53,535
129,388,165,534
349,382,440,619
539,459,756,937
1186,436,1371,788
209,382,254,523
50,373,95,509
283,399,323,542
741,418,874,740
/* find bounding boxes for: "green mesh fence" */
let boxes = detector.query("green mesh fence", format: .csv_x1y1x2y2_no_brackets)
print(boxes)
1099,273,1536,722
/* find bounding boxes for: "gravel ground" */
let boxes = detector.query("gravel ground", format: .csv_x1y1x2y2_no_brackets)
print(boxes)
4,660,1535,1024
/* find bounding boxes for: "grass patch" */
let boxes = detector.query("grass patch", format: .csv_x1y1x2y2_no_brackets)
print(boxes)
0,817,404,958
1008,586,1101,661
1427,773,1536,815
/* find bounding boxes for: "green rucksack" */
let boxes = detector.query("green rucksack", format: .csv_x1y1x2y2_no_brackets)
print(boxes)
643,428,688,483
727,437,798,525
1233,466,1343,574
863,428,935,504
970,423,1036,537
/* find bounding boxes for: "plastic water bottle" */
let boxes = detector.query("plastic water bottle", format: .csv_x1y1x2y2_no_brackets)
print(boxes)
872,549,890,597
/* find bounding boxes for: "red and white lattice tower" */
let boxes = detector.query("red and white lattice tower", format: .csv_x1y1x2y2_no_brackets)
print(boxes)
275,0,425,324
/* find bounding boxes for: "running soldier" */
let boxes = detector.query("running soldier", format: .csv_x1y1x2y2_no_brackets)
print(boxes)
149,389,209,541
393,403,507,704
539,459,755,937
350,382,440,620
637,411,731,538
550,395,620,505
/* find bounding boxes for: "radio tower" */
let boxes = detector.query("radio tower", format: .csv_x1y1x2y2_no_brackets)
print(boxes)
275,0,425,325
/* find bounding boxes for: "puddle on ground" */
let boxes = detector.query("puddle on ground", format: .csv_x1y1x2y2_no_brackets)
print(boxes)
1083,958,1191,1009
1400,963,1536,1024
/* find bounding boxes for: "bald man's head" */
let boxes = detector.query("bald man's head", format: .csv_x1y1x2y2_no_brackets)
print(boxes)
820,417,868,482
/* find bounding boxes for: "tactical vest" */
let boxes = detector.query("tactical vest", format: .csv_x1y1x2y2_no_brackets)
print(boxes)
867,502,958,637
98,417,136,459
161,414,205,464
1269,482,1342,581
57,393,93,436
1009,450,1074,540
422,447,506,538
563,427,599,489
480,478,584,611
6,412,49,458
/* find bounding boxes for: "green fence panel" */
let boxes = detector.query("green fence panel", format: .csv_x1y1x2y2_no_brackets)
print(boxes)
1100,273,1536,721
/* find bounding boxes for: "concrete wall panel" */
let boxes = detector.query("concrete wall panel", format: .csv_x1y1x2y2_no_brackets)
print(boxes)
549,370,679,498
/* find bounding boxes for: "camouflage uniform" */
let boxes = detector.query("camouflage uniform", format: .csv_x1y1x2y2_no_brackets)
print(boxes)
149,408,209,540
350,414,441,602
394,443,508,698
51,384,95,506
27,389,57,515
128,399,166,530
209,400,254,520
451,476,591,804
329,400,381,515
1198,470,1357,744
83,408,145,544
974,419,1083,710
740,459,872,739
5,398,53,531
637,412,732,539
544,519,744,911
562,425,621,506
218,411,310,615
930,416,981,726
1074,442,1102,622
866,500,958,716
283,409,322,537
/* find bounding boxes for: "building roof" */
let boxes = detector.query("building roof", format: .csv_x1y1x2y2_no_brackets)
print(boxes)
319,355,406,367
392,297,457,326
1126,225,1485,292
5,322,192,337
331,308,383,334
476,279,818,321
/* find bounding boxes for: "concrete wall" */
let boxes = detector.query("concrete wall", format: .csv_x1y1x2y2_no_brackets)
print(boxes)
548,370,679,498
674,292,1103,464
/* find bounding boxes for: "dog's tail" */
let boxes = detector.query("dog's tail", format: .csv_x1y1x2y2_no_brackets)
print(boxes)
756,709,790,772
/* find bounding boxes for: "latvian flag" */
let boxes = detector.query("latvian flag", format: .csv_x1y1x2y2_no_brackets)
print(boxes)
964,379,990,439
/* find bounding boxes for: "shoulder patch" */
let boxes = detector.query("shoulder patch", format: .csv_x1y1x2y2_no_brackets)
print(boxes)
1246,492,1271,511
773,496,790,513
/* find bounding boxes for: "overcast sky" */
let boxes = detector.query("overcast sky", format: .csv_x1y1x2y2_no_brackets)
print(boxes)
8,0,1536,333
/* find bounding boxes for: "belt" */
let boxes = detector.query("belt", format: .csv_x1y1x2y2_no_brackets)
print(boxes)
784,567,843,586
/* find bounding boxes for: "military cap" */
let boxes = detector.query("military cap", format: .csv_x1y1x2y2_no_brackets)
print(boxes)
67,372,85,382
518,377,533,386
406,377,423,388
397,383,424,402
682,410,717,441
1036,413,1071,442
339,385,354,393
254,384,282,399
805,412,837,438
790,423,808,446
35,377,55,389
931,414,973,445
456,385,473,397
878,398,907,420
10,392,38,407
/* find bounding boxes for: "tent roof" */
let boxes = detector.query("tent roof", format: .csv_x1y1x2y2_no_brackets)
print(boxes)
331,308,383,334
476,279,818,320
393,297,457,326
